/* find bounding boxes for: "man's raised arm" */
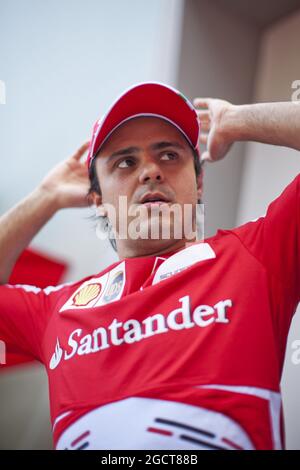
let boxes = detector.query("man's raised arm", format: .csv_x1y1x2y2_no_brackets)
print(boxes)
193,98,300,162
0,142,90,284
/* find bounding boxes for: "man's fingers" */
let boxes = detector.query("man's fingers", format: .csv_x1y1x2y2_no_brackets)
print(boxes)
72,141,90,161
200,151,211,163
196,109,211,131
199,133,208,144
193,97,212,108
196,110,210,121
199,120,210,132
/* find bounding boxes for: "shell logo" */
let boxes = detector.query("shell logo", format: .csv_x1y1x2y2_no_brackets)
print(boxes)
72,283,102,307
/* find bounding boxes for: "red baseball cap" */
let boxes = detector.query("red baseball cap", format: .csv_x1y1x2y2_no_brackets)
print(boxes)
86,81,201,169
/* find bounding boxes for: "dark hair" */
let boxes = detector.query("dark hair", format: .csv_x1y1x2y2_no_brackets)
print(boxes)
87,145,203,251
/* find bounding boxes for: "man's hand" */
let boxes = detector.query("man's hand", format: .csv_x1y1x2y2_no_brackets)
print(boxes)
39,141,90,209
0,141,92,283
193,97,234,163
193,98,300,161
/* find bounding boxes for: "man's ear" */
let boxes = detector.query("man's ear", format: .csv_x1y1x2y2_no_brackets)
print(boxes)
89,192,107,217
196,167,204,201
87,190,101,207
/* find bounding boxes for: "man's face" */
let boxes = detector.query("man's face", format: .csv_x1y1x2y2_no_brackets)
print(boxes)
92,116,203,255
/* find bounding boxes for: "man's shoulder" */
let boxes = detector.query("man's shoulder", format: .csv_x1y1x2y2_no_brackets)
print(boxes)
34,259,123,300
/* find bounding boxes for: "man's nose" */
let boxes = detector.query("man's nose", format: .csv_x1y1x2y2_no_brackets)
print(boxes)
138,160,165,184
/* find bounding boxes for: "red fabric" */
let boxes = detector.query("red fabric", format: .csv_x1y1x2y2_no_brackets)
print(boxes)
1,248,67,368
9,248,67,288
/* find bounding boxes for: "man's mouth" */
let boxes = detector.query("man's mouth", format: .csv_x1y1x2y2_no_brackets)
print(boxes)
142,200,170,208
139,192,171,207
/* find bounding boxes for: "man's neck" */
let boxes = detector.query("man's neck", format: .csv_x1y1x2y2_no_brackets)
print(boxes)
117,237,197,260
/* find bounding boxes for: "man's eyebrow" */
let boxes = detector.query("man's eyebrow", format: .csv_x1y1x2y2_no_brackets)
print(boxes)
107,141,185,161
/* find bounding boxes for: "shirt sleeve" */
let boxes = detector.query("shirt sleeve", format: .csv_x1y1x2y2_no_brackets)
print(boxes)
0,283,49,364
232,174,300,312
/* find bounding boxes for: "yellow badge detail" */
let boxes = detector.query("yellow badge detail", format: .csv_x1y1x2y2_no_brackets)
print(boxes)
72,283,102,307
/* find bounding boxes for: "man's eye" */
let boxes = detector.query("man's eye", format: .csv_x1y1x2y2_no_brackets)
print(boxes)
117,158,135,168
160,152,177,160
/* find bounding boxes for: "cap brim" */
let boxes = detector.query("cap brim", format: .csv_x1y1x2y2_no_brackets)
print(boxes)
87,82,200,167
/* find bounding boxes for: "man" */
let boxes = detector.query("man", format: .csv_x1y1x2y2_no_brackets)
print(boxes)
0,82,299,450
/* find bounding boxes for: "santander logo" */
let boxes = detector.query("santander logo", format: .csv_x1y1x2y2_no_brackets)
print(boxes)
49,295,233,370
49,339,64,370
